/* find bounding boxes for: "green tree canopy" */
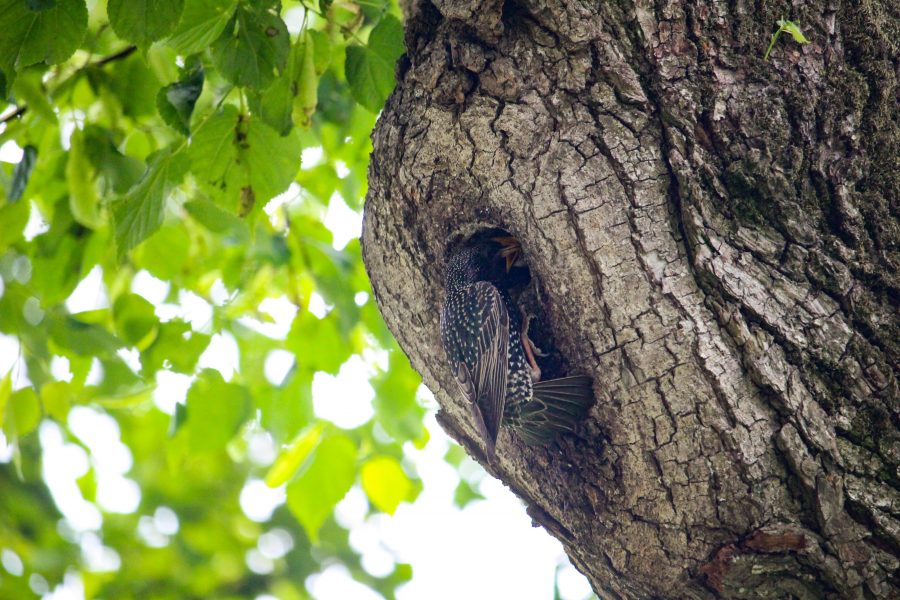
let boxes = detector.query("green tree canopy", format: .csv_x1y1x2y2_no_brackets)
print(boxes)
0,1,427,598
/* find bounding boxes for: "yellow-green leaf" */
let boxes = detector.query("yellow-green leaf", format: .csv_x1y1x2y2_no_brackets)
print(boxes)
183,369,250,453
112,146,190,260
293,32,318,127
0,372,11,431
42,381,73,421
265,422,325,488
360,455,414,515
9,387,41,438
778,19,810,44
66,129,103,229
286,433,356,543
113,293,159,349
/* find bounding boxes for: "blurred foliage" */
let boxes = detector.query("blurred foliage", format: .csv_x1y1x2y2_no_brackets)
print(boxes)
0,1,447,598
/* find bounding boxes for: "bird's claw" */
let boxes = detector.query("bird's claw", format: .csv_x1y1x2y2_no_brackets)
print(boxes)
521,314,542,382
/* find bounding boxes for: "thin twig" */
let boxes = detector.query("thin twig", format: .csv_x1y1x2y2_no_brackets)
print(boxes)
0,105,27,125
94,45,137,67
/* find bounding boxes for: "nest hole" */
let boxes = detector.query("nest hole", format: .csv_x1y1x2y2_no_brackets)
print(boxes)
454,227,572,380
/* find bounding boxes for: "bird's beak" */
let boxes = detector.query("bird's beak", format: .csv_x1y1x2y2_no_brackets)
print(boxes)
491,236,523,272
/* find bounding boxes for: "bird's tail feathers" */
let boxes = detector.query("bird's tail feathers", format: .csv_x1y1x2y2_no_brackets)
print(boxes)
517,375,594,445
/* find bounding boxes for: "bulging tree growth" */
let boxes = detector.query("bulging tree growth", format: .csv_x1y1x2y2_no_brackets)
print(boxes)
362,1,899,597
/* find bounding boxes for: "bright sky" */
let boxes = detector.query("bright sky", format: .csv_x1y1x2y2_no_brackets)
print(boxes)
0,139,594,600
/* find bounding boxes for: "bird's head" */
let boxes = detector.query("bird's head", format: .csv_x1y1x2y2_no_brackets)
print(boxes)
445,244,483,287
446,234,526,288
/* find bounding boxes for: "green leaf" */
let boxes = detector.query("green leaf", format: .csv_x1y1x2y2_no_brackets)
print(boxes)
26,0,57,9
107,52,163,118
157,67,204,135
9,387,41,438
47,313,123,357
108,0,185,48
30,232,84,307
112,146,189,260
113,294,159,349
345,15,404,113
141,321,210,374
12,69,57,121
190,106,301,210
316,71,354,125
372,350,426,445
81,125,145,194
265,422,325,487
76,467,97,502
0,373,11,434
66,131,103,229
360,455,414,515
187,105,239,186
169,402,188,437
183,369,250,453
41,381,73,421
295,164,338,205
308,30,333,76
453,479,485,508
245,30,322,135
765,19,811,61
166,0,238,55
243,117,302,202
0,200,30,253
132,222,191,280
256,369,314,444
0,0,87,77
778,20,811,44
286,433,356,542
184,198,248,237
211,3,289,89
249,75,294,136
286,313,350,375
293,31,319,128
97,355,143,388
9,146,37,203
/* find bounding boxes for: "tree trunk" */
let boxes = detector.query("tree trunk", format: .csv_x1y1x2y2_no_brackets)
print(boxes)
361,1,899,597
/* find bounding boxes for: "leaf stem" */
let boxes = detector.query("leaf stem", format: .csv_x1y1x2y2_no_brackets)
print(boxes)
763,26,783,61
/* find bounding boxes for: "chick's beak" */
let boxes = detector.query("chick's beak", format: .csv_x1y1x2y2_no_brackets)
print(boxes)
491,236,524,272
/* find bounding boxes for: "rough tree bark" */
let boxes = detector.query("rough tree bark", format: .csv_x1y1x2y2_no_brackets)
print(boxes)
361,1,899,598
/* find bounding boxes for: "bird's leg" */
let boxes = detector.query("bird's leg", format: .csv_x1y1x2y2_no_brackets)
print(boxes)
521,314,542,382
525,276,548,357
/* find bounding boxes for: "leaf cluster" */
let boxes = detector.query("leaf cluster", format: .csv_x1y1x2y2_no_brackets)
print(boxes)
0,2,444,599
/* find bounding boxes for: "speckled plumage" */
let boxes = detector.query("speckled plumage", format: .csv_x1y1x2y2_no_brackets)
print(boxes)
440,242,594,458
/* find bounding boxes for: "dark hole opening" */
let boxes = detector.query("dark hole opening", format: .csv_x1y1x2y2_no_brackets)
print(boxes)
452,228,571,381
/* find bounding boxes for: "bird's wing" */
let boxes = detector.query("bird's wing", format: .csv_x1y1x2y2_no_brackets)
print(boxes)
468,281,510,447
453,360,496,460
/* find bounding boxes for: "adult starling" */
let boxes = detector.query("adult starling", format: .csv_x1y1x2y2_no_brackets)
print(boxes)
440,240,594,459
